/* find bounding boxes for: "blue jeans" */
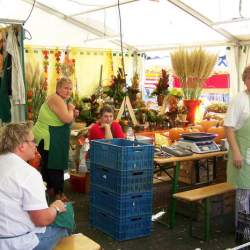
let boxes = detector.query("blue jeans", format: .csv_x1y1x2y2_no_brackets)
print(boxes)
33,226,68,250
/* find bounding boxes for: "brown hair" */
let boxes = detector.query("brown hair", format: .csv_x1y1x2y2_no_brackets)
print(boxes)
242,65,250,82
0,122,33,154
56,77,72,89
99,105,114,117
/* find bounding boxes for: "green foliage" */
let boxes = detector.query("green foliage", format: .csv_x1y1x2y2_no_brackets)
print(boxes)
151,69,169,97
103,68,126,107
73,94,100,126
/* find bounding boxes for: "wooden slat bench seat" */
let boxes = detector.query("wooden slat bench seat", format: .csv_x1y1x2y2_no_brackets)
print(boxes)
173,182,235,241
54,234,101,250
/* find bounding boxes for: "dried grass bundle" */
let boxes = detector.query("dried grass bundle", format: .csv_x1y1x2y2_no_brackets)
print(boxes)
26,62,47,122
171,47,217,99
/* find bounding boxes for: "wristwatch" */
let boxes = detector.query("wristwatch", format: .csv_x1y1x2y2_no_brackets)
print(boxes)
51,205,60,214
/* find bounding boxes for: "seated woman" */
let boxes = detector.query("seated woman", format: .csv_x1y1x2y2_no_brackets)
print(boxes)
0,122,67,250
88,105,125,140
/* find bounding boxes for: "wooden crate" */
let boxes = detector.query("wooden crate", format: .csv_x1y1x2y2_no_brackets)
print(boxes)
178,160,213,184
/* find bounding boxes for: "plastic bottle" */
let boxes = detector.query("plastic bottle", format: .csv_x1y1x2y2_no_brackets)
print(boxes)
126,127,135,141
78,139,90,173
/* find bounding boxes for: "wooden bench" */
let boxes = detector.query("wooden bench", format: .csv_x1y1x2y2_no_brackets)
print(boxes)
173,182,235,241
54,234,101,250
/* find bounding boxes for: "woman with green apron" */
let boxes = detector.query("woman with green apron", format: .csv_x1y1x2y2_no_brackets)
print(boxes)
33,78,79,201
225,65,250,243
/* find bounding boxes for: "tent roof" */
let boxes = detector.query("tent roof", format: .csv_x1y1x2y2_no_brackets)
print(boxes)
1,0,250,51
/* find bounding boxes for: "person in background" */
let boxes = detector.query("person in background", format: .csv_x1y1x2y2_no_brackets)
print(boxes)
33,77,79,201
88,105,124,140
224,65,250,242
0,122,67,250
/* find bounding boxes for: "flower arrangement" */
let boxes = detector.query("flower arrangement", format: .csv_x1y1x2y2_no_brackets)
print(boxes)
61,52,75,77
128,72,140,107
151,69,169,97
104,68,126,108
26,62,47,122
170,47,217,100
168,88,183,100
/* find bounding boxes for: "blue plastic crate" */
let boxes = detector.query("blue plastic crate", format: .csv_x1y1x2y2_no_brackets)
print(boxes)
90,206,152,241
91,185,152,217
91,164,153,194
90,139,153,171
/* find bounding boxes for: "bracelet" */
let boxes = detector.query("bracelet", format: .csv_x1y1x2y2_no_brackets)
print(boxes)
50,205,60,214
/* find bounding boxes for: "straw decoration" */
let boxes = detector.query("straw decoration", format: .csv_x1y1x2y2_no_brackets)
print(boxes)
170,47,217,99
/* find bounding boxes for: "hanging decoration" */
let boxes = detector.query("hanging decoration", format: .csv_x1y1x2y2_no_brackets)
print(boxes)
54,50,62,80
42,49,49,91
61,50,75,78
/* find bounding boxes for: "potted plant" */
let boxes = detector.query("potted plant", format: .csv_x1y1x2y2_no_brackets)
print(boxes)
151,69,169,106
170,47,217,123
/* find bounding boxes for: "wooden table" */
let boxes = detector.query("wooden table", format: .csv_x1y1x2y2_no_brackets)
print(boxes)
154,150,227,229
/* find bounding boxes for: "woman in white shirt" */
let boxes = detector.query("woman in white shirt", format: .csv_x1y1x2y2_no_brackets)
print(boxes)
0,122,67,250
224,65,250,243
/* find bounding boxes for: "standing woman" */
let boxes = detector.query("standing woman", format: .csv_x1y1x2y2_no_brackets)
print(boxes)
224,65,250,242
33,78,79,201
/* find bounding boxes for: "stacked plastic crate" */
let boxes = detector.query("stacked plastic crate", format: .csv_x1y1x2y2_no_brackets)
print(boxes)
90,139,154,241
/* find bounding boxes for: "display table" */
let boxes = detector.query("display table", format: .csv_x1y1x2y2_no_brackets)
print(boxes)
154,150,227,229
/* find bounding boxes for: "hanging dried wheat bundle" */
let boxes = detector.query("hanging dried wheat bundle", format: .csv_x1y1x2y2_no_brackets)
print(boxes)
170,47,217,99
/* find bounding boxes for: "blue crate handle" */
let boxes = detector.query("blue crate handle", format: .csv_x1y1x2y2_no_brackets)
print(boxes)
132,171,143,176
131,217,143,221
101,168,110,172
131,194,143,199
101,190,109,195
132,148,144,152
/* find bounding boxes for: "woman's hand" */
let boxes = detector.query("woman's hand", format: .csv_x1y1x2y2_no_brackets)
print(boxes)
67,103,75,111
74,109,79,118
50,200,66,213
232,151,244,168
100,123,111,129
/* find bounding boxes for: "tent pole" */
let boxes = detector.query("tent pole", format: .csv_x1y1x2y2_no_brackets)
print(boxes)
0,18,24,25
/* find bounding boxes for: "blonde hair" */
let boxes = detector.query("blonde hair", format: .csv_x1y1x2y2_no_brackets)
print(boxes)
0,122,33,154
56,77,72,89
242,65,250,82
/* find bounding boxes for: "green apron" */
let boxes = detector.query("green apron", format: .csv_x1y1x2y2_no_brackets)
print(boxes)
227,96,250,189
0,56,11,122
48,123,70,170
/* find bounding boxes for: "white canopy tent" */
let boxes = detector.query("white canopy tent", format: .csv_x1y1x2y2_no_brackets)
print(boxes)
1,0,250,96
1,0,250,50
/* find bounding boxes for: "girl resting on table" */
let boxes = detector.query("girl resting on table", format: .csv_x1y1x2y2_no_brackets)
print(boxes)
88,105,125,140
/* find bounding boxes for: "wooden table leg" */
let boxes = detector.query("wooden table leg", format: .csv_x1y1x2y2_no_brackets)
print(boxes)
169,162,180,229
204,198,211,241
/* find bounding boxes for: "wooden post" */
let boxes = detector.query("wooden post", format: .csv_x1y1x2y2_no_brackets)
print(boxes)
116,96,138,126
